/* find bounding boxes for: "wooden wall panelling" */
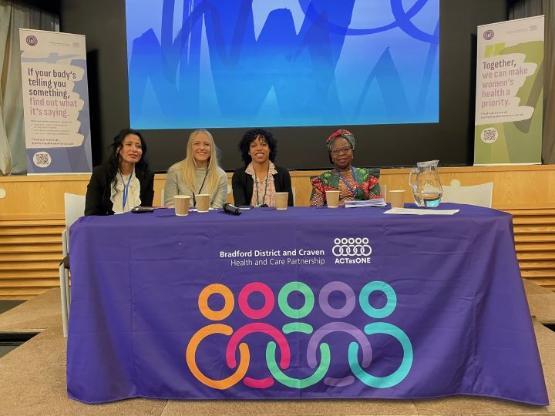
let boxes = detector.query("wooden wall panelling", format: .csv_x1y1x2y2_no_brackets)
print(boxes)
510,209,555,291
0,175,90,218
0,218,64,300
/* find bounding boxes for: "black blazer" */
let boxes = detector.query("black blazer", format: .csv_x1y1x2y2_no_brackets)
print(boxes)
232,165,294,206
85,164,154,215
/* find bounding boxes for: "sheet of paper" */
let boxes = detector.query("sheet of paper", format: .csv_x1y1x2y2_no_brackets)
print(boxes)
345,198,387,208
384,207,459,215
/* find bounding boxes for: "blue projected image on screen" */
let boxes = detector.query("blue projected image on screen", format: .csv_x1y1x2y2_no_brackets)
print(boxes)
126,0,439,129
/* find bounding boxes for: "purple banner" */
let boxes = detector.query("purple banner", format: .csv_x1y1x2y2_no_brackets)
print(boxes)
67,205,548,404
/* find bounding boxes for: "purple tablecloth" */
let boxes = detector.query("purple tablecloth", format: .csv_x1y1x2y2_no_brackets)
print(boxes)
67,205,548,404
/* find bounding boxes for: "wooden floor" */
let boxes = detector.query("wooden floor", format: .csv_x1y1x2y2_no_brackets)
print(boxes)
0,283,553,416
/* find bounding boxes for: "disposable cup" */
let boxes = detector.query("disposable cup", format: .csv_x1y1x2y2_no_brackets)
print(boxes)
275,192,289,210
388,190,406,209
196,194,210,213
325,190,340,208
174,195,191,216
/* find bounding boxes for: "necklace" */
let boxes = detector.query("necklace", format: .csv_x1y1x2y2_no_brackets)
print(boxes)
254,164,269,207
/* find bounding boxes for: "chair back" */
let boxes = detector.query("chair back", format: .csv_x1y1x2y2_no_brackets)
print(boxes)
60,193,84,338
64,193,86,249
441,180,493,208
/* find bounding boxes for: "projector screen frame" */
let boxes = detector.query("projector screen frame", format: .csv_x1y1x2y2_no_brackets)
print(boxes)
60,0,508,172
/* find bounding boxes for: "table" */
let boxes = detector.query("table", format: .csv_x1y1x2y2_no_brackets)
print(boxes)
66,205,548,405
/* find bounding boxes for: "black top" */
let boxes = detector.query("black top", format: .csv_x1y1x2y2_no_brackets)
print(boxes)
85,164,154,215
232,165,294,206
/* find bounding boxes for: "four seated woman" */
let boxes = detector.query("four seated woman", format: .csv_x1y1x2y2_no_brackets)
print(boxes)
310,129,380,207
232,128,293,207
164,129,228,209
86,127,382,212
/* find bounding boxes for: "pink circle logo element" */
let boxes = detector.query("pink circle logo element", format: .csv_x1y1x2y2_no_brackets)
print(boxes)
238,282,274,319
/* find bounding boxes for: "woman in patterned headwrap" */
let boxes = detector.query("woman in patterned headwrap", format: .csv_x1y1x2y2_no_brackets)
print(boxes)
310,129,381,207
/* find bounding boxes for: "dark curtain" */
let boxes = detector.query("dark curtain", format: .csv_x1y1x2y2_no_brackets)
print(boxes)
509,0,555,163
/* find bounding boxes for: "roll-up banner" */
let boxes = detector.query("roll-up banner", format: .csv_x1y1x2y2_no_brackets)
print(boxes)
474,16,544,165
19,29,92,174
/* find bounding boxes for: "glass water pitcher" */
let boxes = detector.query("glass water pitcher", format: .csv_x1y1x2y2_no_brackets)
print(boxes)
409,160,443,208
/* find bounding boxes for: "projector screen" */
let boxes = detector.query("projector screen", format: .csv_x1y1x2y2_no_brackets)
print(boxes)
61,0,508,171
125,0,439,130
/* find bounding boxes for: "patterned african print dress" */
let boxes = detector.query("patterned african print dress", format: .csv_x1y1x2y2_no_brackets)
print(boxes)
310,167,381,207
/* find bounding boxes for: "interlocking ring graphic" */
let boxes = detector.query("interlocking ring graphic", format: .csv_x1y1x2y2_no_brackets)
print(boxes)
332,237,372,257
307,322,372,387
226,322,290,389
185,280,412,390
186,323,250,390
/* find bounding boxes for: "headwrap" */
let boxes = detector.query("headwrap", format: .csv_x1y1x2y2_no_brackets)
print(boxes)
326,129,356,151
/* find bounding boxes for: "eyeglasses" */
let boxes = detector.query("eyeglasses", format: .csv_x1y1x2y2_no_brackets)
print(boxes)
331,146,352,156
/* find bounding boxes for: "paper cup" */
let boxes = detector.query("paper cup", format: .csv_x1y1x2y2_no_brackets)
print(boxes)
174,195,191,216
196,194,210,213
325,190,340,208
388,190,406,208
275,192,289,210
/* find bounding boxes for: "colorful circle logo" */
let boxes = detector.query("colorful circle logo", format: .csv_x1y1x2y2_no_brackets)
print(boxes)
185,280,413,390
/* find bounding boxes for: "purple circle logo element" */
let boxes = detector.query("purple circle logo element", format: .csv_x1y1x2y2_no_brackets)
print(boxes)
483,30,494,40
25,35,38,46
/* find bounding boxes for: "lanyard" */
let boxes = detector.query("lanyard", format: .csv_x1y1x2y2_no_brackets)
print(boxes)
192,169,209,208
119,171,134,211
336,167,358,197
254,164,269,207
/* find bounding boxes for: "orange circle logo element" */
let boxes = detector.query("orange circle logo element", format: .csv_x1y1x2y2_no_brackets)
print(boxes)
198,283,234,321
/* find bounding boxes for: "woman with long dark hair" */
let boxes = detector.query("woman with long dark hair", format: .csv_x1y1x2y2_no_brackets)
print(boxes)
85,129,154,215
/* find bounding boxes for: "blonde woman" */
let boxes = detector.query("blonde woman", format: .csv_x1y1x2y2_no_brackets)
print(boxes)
164,129,228,208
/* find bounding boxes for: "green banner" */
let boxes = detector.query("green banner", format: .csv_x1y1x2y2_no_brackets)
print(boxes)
474,16,544,165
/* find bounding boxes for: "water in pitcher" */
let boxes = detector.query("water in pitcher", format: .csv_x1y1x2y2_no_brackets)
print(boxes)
413,191,442,208
409,160,443,208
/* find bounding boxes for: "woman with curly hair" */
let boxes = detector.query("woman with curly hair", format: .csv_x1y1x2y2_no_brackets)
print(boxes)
310,129,380,207
85,129,154,215
232,128,293,207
